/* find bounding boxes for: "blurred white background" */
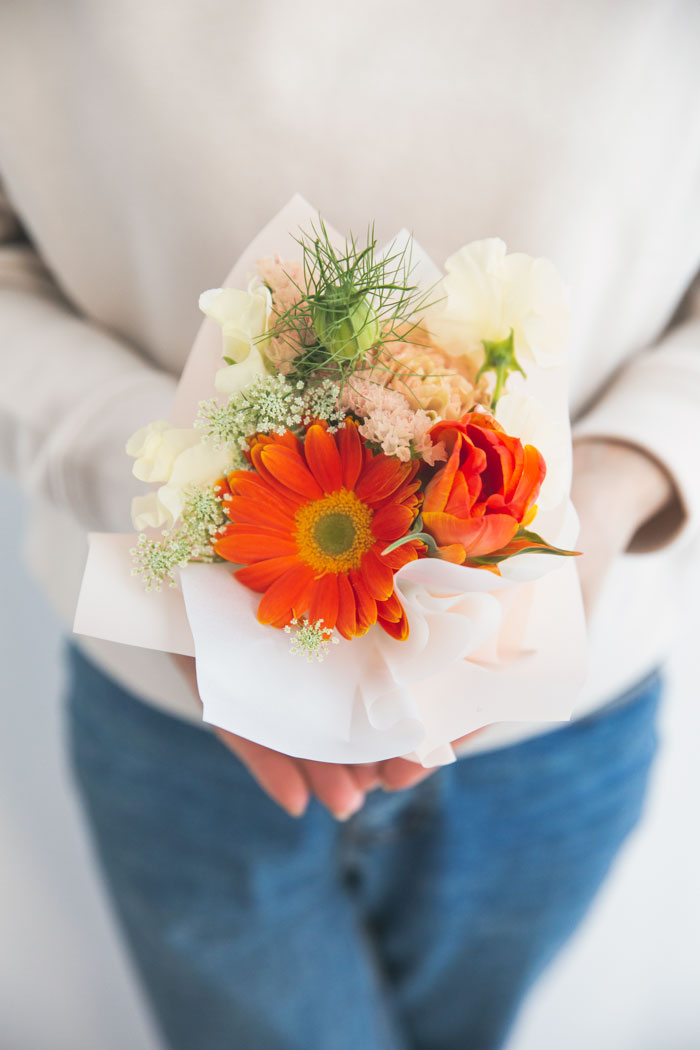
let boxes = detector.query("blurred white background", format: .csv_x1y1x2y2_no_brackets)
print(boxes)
1,473,699,1050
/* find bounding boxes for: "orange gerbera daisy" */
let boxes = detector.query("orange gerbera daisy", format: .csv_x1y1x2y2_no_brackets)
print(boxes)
213,420,424,641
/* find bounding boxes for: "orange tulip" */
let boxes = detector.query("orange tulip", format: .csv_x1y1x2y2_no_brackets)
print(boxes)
422,411,546,565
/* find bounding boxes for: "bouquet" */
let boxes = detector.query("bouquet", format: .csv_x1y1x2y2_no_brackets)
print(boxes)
75,196,586,766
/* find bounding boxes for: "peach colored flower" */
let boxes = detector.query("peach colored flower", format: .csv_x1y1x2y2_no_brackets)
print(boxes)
364,332,491,420
257,256,313,373
341,378,446,465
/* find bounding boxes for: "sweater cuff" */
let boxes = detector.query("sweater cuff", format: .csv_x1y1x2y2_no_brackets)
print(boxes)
43,370,179,533
572,351,700,554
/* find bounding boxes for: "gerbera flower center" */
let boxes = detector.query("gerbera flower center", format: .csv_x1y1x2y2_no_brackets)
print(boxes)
295,489,374,573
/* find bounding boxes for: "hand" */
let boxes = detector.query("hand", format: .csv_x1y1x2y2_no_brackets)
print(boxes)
171,653,379,820
570,439,674,618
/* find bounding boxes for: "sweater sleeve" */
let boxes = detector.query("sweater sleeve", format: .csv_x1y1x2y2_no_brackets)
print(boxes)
0,182,178,532
572,275,700,553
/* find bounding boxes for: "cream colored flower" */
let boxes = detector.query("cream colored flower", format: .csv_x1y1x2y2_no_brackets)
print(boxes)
126,421,232,529
199,278,271,362
214,345,268,396
199,277,272,394
126,420,201,483
256,257,313,373
427,238,569,370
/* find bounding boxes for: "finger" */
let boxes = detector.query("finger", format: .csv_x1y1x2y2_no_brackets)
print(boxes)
349,763,381,793
300,761,365,821
378,757,434,792
215,729,310,818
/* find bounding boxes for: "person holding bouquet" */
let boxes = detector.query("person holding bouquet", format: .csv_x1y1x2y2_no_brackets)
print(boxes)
1,4,698,1049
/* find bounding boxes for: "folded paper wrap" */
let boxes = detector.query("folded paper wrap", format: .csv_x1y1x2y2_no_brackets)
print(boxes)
74,195,587,766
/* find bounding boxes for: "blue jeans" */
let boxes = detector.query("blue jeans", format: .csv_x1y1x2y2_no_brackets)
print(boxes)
66,645,661,1050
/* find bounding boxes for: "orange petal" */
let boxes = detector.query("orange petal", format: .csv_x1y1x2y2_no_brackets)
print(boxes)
508,444,545,520
234,555,301,592
375,590,403,623
215,527,297,564
371,503,415,542
422,440,462,513
228,472,301,517
228,499,295,531
339,419,364,490
249,444,307,506
436,543,467,564
257,564,315,628
260,445,324,501
461,514,519,557
423,509,517,553
355,455,414,507
373,474,422,513
378,604,409,641
359,547,394,601
381,540,421,571
304,424,343,494
444,470,480,519
307,573,340,632
349,570,377,634
335,572,358,640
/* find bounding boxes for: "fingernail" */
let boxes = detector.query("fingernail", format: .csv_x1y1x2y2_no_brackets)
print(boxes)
285,800,308,818
332,795,364,821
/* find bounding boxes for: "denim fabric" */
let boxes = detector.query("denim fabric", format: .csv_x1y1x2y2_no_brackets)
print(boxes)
66,646,661,1050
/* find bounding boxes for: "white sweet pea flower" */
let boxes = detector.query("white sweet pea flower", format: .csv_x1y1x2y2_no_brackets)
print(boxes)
214,345,268,396
130,491,170,531
494,392,569,512
126,420,201,483
154,441,233,524
126,422,232,529
199,278,271,361
428,238,569,370
200,277,273,396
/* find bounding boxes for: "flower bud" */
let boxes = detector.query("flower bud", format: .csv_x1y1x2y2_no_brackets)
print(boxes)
311,287,380,361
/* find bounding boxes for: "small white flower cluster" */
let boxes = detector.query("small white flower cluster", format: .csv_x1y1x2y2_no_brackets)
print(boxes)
283,617,340,662
130,487,227,590
196,375,345,464
130,531,193,591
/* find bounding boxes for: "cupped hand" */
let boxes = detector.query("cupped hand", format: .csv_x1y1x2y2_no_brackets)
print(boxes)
171,653,483,816
570,438,674,618
172,653,380,820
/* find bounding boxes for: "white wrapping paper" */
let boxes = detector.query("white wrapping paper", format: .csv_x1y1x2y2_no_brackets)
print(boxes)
74,195,587,765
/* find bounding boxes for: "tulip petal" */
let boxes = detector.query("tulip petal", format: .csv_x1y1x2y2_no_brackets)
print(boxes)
422,440,462,514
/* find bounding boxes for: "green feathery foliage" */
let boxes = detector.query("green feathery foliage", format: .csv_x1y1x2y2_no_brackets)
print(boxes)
261,220,436,387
